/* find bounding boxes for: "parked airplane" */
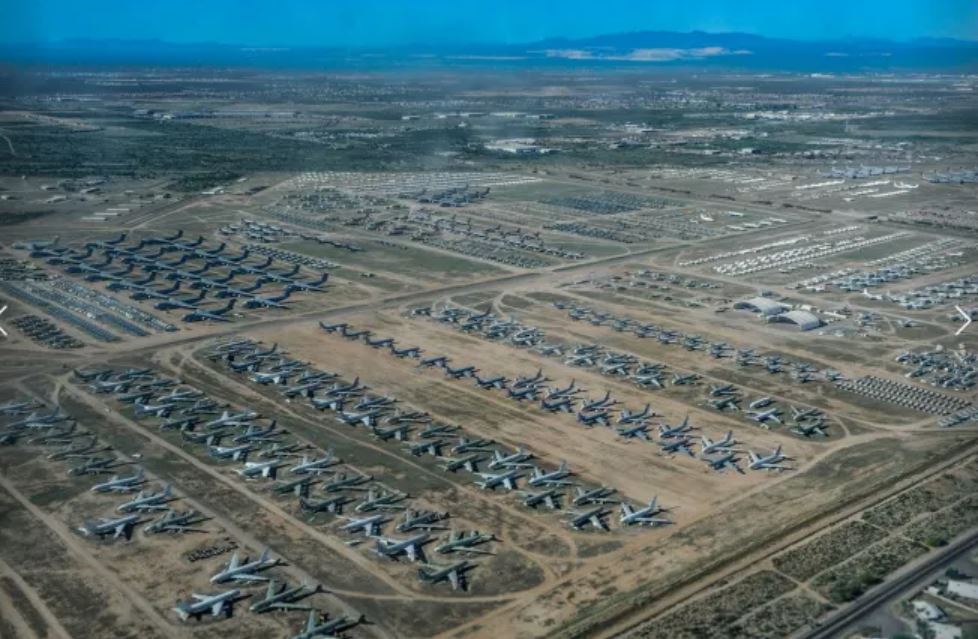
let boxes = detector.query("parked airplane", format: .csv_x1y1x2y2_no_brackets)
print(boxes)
567,507,609,531
372,533,430,562
527,461,573,487
417,560,474,591
699,431,736,456
619,498,671,527
704,452,745,474
91,468,146,493
289,610,364,639
78,514,140,539
210,549,279,584
355,489,407,513
173,589,242,621
518,488,562,510
116,484,174,512
475,469,522,491
748,446,790,471
249,580,321,614
144,509,208,534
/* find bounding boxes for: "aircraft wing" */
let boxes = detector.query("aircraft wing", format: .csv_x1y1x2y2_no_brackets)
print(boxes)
210,600,227,616
449,569,461,591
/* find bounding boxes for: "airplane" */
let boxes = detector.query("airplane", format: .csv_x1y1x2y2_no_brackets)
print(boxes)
290,454,340,475
566,507,609,531
48,436,110,461
699,431,736,456
205,409,260,430
116,484,174,512
657,437,696,458
527,461,573,487
658,416,693,439
475,469,522,491
337,407,385,427
704,452,745,474
299,495,353,516
417,423,459,439
287,272,330,292
547,380,584,398
417,560,474,591
289,610,364,639
619,497,671,527
321,473,372,493
0,399,41,415
506,385,540,401
616,423,652,441
748,397,774,410
632,373,665,388
748,446,790,471
243,289,294,310
236,459,287,480
318,321,348,333
273,476,320,498
6,408,70,428
444,365,478,379
173,589,242,621
182,299,236,323
435,530,495,555
451,437,495,455
231,422,284,444
540,397,575,413
283,380,326,399
577,409,611,427
249,580,321,614
791,406,824,422
77,514,141,539
372,533,430,562
710,396,741,412
489,446,535,470
572,486,619,507
746,408,782,426
396,509,450,533
439,453,484,473
144,509,208,534
474,374,508,390
580,391,616,412
365,336,394,349
371,424,412,442
251,368,298,385
208,442,256,462
210,548,279,584
418,355,449,369
518,488,562,510
355,490,407,513
390,345,422,359
337,514,390,537
154,289,207,311
68,455,126,476
91,468,146,493
792,421,829,438
709,384,737,397
618,404,654,424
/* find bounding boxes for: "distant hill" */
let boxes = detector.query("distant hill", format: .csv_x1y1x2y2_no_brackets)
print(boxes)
3,31,978,71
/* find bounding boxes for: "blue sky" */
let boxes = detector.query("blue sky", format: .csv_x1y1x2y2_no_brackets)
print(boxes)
4,0,977,46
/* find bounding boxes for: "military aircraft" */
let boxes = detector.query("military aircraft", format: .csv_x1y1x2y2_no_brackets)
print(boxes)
48,436,110,461
540,396,575,413
699,431,736,456
438,453,484,473
299,495,353,516
210,548,279,584
475,469,522,491
78,514,141,539
208,442,256,462
144,509,208,534
249,580,321,614
417,560,474,591
322,473,372,493
518,488,562,510
205,409,259,430
355,489,407,513
527,461,573,487
371,424,412,442
435,530,495,555
273,476,319,498
657,437,696,457
618,404,654,425
619,498,671,527
243,289,294,310
337,514,390,537
792,421,829,438
710,395,741,411
390,345,422,359
748,446,790,471
709,384,737,397
567,507,610,531
791,406,824,422
290,454,340,475
577,409,611,427
658,416,693,439
116,484,174,512
373,533,430,562
615,423,652,441
231,422,284,444
746,408,782,426
704,452,745,474
0,399,41,415
182,299,236,323
91,468,146,493
236,459,286,479
289,610,364,639
489,446,534,470
173,589,242,621
572,486,619,507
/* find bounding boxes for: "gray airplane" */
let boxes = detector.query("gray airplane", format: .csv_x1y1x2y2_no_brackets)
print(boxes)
355,489,407,513
209,442,256,461
289,610,364,639
619,497,671,527
322,473,372,493
78,513,140,539
236,459,287,479
299,495,353,516
518,488,562,510
338,513,390,537
527,461,573,487
173,589,242,621
91,468,146,493
290,454,340,475
206,409,260,430
748,446,790,471
435,530,495,555
657,437,696,457
704,452,745,474
144,509,208,534
488,446,534,470
438,453,484,473
572,486,619,507
372,533,430,562
68,455,126,476
249,580,321,614
746,407,782,427
116,484,174,512
658,416,693,439
616,423,652,441
210,549,279,584
699,431,736,456
0,399,41,415
567,507,609,531
475,468,522,491
417,560,474,591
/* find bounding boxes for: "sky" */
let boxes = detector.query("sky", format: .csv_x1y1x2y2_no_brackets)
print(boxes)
3,0,977,47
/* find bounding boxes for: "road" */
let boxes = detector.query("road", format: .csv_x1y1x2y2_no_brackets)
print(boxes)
801,527,978,639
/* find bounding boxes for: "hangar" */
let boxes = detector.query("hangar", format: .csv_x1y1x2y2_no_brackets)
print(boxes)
733,296,789,316
769,310,823,331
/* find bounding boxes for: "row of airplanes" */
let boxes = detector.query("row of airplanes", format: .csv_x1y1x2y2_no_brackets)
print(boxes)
72,366,503,594
315,322,796,476
15,230,331,322
210,337,678,533
0,398,363,637
410,304,833,436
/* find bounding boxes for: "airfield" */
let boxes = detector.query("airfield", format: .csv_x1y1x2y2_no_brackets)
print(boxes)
0,68,977,639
